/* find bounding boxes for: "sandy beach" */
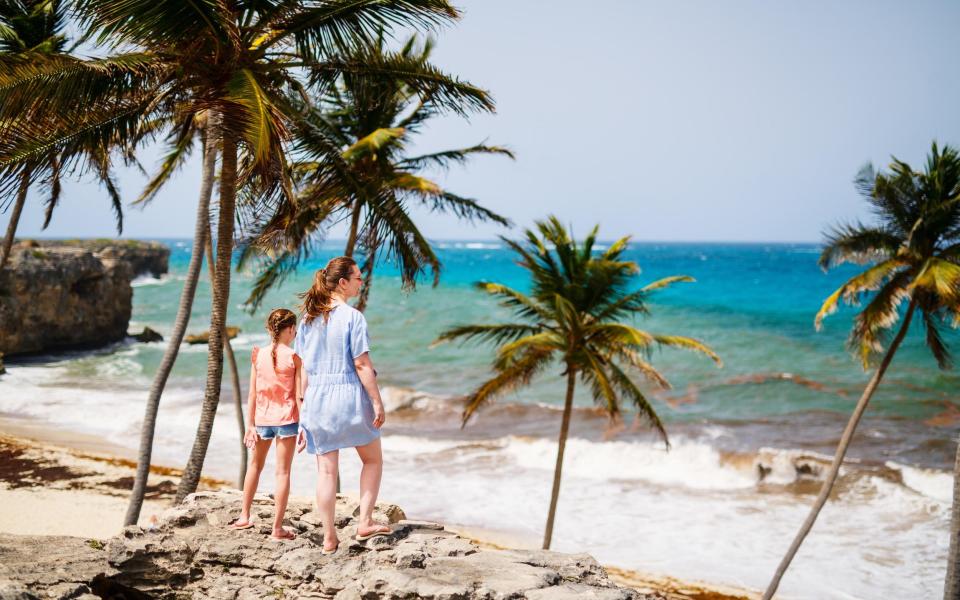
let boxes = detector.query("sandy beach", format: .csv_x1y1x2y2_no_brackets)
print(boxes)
0,415,756,600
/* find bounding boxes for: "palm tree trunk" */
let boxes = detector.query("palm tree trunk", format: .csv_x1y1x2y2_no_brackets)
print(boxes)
175,129,237,503
763,298,918,599
0,169,30,271
124,118,219,526
543,368,577,550
344,202,361,257
205,231,246,489
944,438,960,599
355,243,377,313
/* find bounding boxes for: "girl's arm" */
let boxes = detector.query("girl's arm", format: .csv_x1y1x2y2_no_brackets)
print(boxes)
294,354,307,453
354,352,385,428
244,357,259,448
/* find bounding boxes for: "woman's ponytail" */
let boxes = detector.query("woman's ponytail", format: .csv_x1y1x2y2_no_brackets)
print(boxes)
299,256,356,324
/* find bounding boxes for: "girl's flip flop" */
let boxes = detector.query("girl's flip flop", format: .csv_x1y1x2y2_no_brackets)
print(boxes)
228,517,255,530
321,541,340,555
355,524,392,541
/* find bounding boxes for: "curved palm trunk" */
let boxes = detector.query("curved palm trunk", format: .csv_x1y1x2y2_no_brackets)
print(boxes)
0,170,31,271
543,368,577,550
944,441,960,599
344,202,361,257
124,121,219,526
175,130,237,503
763,299,917,599
205,232,246,489
355,243,377,313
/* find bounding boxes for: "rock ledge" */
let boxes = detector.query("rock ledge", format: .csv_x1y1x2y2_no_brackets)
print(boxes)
0,491,653,599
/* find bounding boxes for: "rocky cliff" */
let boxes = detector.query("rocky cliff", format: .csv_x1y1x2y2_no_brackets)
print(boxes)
0,491,653,599
0,240,169,356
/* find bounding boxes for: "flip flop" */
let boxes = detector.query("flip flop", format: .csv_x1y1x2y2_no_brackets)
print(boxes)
321,541,340,555
355,524,391,541
271,528,296,541
228,518,255,530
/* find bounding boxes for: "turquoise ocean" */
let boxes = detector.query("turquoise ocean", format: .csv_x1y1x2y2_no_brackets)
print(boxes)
2,239,956,599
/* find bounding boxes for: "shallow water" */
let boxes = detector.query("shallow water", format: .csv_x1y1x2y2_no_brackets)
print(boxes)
2,239,956,599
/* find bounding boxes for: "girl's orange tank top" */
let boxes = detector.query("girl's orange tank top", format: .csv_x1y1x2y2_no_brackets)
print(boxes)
251,344,299,426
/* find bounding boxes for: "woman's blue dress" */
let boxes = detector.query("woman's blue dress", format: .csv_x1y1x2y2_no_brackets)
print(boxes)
295,303,380,455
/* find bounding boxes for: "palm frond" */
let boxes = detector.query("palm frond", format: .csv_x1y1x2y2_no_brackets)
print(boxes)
849,270,913,368
641,275,695,292
461,347,553,427
397,143,514,171
652,334,723,366
814,258,908,329
818,223,902,269
605,359,669,446
432,323,541,347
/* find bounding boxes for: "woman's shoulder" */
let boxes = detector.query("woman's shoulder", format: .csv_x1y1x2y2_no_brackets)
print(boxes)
337,303,366,323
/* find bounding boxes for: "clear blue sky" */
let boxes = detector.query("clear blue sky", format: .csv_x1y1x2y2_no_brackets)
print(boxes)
15,0,960,242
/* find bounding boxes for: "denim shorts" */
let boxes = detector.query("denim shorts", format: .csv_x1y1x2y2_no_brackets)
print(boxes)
256,423,299,440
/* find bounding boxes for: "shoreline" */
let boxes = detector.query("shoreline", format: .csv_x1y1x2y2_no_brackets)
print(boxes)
0,415,757,600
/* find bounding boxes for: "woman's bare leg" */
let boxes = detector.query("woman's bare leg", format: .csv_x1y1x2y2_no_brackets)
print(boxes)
315,450,340,549
271,436,296,539
236,438,272,526
355,438,386,536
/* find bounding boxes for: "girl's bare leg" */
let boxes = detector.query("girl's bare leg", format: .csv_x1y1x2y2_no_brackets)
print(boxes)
315,450,340,549
236,438,272,526
271,436,297,539
355,438,387,536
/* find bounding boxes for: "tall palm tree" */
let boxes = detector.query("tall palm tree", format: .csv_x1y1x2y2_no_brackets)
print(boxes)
0,0,125,270
0,0,488,517
435,216,722,549
240,34,511,313
204,221,246,489
762,143,960,600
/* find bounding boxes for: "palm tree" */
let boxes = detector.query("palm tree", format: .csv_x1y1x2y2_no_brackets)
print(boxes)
434,216,722,549
204,221,246,489
0,0,126,270
240,34,512,313
0,0,489,517
762,143,960,600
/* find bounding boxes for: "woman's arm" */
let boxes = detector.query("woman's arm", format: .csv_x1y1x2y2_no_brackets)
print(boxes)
354,352,385,428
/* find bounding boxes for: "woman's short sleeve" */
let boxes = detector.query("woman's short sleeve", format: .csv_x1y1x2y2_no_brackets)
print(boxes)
350,312,370,358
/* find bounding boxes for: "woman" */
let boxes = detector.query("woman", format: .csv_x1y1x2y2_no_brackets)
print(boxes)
295,256,389,554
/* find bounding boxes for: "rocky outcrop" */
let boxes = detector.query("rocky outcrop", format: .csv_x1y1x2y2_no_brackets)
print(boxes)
0,491,651,599
0,240,169,356
38,239,170,278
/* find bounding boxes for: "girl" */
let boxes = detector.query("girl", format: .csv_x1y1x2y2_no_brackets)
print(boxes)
230,308,303,540
295,256,388,555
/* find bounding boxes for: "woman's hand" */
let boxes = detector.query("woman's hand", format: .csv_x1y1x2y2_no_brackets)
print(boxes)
243,426,259,449
372,400,385,429
296,429,307,454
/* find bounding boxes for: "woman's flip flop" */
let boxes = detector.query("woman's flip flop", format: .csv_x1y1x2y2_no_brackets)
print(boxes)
228,518,255,530
355,524,392,541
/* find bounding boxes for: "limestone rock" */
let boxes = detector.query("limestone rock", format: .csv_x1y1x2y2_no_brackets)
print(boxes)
0,240,169,356
0,491,652,599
